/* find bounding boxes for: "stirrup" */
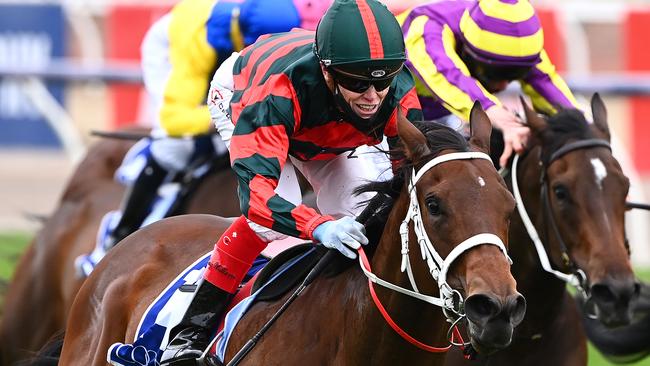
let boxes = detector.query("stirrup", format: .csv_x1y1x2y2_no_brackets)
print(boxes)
160,327,211,366
202,353,224,366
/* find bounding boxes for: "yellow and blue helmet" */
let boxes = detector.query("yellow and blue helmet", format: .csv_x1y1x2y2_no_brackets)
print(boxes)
459,0,543,67
207,0,303,56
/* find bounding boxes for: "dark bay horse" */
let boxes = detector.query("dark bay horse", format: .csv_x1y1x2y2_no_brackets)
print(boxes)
57,105,526,365
0,137,240,365
445,94,639,366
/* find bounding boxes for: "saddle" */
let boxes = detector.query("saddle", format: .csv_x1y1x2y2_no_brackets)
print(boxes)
212,243,327,363
107,241,324,366
252,243,326,301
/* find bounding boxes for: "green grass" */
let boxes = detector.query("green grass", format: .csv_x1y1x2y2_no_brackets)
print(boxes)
589,337,650,366
636,268,650,283
0,231,32,314
0,231,31,281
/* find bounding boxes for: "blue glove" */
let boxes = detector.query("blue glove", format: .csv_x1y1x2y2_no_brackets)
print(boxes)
312,216,369,259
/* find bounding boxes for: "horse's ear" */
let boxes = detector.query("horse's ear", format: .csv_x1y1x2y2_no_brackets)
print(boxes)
397,108,430,161
591,93,611,141
520,95,547,134
468,101,492,154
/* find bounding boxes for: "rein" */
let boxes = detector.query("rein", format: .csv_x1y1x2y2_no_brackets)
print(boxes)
511,139,611,297
356,151,511,354
358,247,467,354
229,152,510,363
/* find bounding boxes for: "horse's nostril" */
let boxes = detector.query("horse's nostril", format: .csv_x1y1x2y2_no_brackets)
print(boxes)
591,284,617,304
591,279,639,306
465,294,500,324
507,294,527,326
633,281,642,298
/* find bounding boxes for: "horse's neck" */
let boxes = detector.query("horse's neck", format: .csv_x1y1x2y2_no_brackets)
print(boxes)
371,191,411,285
511,220,568,337
509,150,571,336
509,147,554,284
360,190,449,364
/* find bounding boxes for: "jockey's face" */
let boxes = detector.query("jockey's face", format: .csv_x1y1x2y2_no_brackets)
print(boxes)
460,45,531,93
322,65,389,119
484,79,510,93
337,83,389,119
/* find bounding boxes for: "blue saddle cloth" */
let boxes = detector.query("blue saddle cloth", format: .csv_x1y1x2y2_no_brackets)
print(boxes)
106,247,316,366
107,253,268,366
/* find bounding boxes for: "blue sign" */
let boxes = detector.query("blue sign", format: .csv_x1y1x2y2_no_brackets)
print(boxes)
0,4,65,147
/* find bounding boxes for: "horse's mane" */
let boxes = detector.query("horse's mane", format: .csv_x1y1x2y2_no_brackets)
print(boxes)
14,330,64,366
355,121,469,249
537,108,596,165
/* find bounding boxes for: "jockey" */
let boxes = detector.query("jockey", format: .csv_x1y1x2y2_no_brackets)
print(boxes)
398,0,581,167
75,0,332,277
160,0,422,364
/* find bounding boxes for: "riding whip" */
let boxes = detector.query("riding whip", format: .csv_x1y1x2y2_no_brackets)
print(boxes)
226,196,384,366
90,129,217,140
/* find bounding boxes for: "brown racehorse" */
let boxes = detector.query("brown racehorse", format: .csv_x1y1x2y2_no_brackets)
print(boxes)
57,105,526,365
0,136,240,365
445,94,639,366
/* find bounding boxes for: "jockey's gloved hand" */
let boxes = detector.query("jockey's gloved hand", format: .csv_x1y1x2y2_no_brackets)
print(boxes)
313,216,369,259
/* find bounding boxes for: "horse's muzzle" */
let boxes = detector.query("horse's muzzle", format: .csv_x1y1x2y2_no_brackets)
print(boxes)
590,278,641,327
464,293,527,354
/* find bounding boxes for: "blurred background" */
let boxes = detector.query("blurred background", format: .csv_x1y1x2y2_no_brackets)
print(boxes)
4,0,649,255
0,0,648,363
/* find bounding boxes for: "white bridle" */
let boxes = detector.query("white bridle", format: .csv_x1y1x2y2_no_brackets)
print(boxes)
358,151,512,318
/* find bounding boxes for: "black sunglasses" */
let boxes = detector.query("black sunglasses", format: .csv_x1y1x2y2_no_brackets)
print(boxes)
461,46,531,83
330,69,395,93
476,63,531,82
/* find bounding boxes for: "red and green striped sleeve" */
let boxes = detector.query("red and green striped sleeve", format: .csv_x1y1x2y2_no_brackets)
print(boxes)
229,73,333,240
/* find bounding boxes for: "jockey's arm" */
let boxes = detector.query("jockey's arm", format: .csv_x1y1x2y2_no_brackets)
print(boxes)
402,15,500,122
229,80,334,241
520,50,581,116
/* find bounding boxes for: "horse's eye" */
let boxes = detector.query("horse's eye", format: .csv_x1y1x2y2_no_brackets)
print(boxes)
553,185,569,201
426,197,441,215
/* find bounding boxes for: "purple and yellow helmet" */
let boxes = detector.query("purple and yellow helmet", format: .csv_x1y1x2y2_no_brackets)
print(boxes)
459,0,544,67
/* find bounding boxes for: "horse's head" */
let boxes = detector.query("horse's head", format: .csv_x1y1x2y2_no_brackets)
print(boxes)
396,103,525,354
519,94,639,327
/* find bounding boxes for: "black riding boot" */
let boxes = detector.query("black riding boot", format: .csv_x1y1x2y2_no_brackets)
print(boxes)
160,280,232,366
109,157,168,247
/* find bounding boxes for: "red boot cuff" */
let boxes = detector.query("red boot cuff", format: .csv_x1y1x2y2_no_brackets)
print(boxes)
203,216,268,293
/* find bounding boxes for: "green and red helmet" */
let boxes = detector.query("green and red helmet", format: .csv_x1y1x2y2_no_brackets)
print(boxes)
314,0,406,80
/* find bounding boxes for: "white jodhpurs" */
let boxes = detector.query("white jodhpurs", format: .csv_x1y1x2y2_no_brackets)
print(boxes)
149,134,227,172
